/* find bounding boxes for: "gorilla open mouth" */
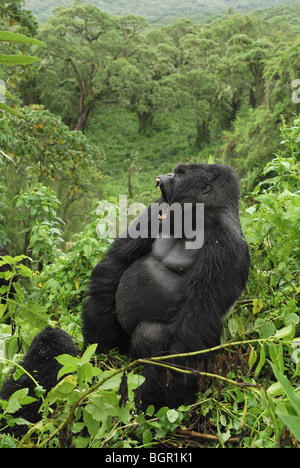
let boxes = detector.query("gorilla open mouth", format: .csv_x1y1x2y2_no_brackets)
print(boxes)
155,177,168,202
155,177,169,222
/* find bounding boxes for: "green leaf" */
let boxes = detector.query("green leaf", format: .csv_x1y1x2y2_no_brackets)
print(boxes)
0,102,26,119
83,407,100,437
0,84,13,100
0,31,46,46
0,54,40,66
34,385,46,398
53,375,77,395
269,343,284,373
77,362,96,384
56,353,79,380
259,322,276,339
17,264,33,278
228,317,238,337
56,353,79,367
0,434,17,448
254,344,266,376
267,381,284,396
0,303,7,318
252,298,263,315
274,324,295,340
276,411,300,441
271,363,300,416
85,396,104,422
248,346,257,371
142,428,153,446
81,343,97,364
219,428,232,444
13,281,24,299
145,405,155,417
167,409,179,423
5,388,37,414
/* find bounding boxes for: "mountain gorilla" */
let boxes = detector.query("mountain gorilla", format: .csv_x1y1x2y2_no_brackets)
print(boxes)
0,327,77,437
82,163,251,409
0,163,250,431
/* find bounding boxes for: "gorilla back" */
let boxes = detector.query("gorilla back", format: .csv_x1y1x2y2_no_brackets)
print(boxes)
82,163,251,410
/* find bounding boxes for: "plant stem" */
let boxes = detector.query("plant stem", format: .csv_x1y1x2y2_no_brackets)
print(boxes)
138,336,277,362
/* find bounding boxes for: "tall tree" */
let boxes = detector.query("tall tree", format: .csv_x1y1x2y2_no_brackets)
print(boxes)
109,27,180,132
36,5,148,130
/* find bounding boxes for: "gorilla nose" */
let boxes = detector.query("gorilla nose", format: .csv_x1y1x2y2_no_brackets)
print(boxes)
155,173,175,203
155,173,175,188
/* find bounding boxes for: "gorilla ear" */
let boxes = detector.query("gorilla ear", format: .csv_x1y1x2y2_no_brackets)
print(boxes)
201,184,211,194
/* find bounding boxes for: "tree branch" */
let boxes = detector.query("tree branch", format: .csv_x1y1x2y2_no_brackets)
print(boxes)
176,428,239,444
67,57,84,112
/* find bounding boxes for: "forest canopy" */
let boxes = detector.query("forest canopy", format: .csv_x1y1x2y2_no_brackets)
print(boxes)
0,0,299,449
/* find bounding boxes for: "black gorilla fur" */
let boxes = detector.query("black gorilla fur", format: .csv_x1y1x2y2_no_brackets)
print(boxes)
0,163,250,434
81,163,251,409
0,327,77,437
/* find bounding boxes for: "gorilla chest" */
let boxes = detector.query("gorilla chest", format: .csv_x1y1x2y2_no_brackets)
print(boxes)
115,237,199,334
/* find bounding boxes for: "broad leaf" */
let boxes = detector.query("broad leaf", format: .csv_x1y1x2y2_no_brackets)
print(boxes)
0,31,45,46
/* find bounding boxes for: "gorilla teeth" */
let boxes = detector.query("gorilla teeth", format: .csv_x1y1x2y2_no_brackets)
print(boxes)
158,208,168,223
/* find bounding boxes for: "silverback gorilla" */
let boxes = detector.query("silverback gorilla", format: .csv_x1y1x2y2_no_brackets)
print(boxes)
0,163,250,433
82,163,251,409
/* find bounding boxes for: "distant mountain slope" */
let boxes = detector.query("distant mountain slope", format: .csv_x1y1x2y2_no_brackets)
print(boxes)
24,0,300,24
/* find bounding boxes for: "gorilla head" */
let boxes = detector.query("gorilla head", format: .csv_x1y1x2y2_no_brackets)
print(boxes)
155,163,240,209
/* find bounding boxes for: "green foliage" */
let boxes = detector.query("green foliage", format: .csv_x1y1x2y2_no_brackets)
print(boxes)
24,3,300,189
35,5,150,130
0,0,37,34
0,30,45,117
239,118,299,341
0,387,37,440
0,158,8,244
16,184,64,267
0,105,102,249
0,341,193,448
33,202,114,331
0,255,52,376
269,363,300,441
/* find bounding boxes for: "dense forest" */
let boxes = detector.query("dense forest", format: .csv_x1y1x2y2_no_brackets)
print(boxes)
0,0,299,449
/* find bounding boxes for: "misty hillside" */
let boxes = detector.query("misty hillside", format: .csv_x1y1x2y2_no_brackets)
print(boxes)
24,0,300,24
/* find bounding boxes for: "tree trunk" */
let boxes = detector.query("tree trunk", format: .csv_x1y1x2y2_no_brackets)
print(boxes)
73,106,91,131
137,111,153,133
195,120,210,149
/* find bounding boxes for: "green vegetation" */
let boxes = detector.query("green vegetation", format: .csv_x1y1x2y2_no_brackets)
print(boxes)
24,0,300,25
0,0,299,448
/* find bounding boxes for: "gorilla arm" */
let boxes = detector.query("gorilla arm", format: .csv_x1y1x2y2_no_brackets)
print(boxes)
82,200,161,353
